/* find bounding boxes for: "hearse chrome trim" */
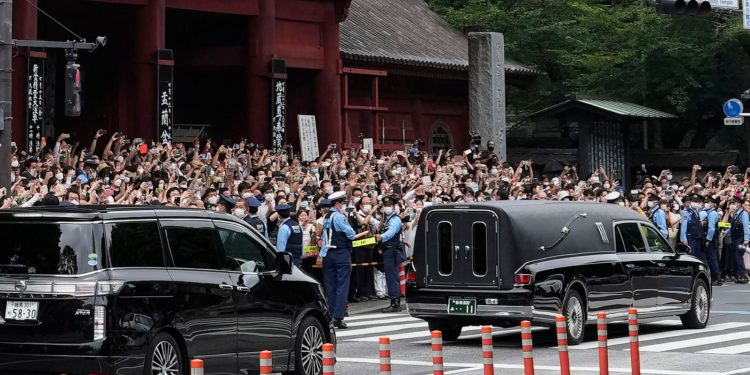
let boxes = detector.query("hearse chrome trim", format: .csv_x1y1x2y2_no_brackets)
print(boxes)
408,303,532,319
595,222,609,243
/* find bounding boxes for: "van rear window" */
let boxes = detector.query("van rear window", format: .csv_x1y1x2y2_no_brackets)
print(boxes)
0,222,100,275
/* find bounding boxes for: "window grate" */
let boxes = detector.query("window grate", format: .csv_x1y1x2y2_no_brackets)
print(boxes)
595,222,609,244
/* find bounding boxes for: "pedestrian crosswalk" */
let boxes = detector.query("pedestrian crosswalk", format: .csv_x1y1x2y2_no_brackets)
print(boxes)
341,312,750,355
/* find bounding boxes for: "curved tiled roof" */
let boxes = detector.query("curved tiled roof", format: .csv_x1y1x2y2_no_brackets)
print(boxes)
340,0,540,76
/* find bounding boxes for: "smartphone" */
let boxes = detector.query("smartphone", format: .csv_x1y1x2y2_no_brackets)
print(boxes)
138,144,148,155
99,130,108,135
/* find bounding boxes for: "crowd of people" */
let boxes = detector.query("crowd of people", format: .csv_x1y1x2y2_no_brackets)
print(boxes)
4,131,750,308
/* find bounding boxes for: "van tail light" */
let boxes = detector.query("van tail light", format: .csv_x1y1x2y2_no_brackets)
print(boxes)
53,281,124,297
93,305,106,340
514,274,533,285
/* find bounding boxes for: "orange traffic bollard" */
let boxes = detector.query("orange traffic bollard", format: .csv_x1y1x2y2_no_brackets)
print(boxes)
399,263,406,297
190,359,204,375
481,326,494,375
520,320,535,375
597,312,609,375
628,308,641,375
260,350,272,374
323,343,335,375
556,316,571,375
432,330,444,375
379,337,391,375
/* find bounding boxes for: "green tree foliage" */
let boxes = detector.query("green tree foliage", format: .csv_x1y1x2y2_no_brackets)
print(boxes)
428,0,750,147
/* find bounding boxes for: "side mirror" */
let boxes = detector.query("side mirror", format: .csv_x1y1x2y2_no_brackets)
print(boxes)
277,252,293,275
675,243,690,255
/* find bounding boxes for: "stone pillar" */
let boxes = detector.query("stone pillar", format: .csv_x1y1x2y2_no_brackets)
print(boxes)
133,0,165,139
248,0,275,146
468,32,506,161
314,2,342,148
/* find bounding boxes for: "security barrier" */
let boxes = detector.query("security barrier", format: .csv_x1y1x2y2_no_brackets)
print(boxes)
197,308,648,374
399,263,406,297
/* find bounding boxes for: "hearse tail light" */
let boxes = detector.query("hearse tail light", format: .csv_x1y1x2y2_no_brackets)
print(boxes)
514,274,533,285
93,305,105,340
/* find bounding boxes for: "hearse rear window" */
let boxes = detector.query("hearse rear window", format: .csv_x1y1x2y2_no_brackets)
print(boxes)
0,222,100,275
438,222,453,275
472,223,487,276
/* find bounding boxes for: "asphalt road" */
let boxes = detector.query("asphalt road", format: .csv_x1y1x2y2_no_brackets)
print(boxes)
334,283,750,374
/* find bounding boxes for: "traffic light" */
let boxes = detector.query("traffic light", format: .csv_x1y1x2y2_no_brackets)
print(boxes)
64,61,82,117
656,0,711,16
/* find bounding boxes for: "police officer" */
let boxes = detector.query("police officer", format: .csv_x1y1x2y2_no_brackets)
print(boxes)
217,194,236,214
702,196,723,286
375,196,405,313
245,197,268,238
321,191,359,329
276,204,304,267
648,194,668,238
680,195,704,256
727,198,750,284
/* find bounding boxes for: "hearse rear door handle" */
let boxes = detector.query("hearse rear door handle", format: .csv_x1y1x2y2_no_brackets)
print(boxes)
219,283,234,291
464,246,470,260
236,286,251,293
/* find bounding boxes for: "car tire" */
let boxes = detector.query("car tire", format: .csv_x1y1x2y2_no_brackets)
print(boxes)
144,332,183,375
562,289,586,346
293,316,325,375
427,319,462,341
681,278,710,329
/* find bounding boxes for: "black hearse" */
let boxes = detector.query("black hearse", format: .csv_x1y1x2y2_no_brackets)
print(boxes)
406,201,711,344
0,206,332,375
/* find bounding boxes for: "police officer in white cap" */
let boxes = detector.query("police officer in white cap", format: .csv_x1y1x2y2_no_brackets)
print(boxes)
321,191,360,329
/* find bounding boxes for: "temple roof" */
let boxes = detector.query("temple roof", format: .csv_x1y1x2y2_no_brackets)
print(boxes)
340,0,540,76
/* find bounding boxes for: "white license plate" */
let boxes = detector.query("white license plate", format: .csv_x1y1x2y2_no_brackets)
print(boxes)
4,301,39,321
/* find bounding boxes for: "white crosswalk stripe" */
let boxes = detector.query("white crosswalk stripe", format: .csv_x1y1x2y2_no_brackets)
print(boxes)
341,312,750,355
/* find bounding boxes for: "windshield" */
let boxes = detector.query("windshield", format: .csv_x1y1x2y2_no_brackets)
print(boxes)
0,222,100,275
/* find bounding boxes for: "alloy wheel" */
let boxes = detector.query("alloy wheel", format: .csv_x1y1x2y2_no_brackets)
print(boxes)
566,296,584,340
300,324,324,375
151,340,180,375
695,284,709,324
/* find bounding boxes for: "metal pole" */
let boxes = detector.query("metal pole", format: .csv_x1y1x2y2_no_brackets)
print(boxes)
0,0,12,190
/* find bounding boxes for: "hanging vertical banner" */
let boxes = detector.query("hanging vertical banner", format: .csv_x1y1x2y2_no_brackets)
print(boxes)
26,55,45,153
297,115,319,161
271,79,287,153
157,49,174,144
744,0,750,29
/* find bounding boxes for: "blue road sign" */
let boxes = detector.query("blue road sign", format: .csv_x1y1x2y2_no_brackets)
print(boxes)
723,99,743,118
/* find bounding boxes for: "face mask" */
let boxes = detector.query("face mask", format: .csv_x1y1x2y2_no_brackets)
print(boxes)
591,177,600,183
122,177,130,183
603,183,610,189
325,186,334,194
490,169,498,174
208,196,219,205
462,169,468,176
179,184,188,189
362,204,372,213
691,203,701,210
233,209,246,218
353,197,361,204
114,179,122,187
661,184,668,190
383,206,394,215
69,200,79,206
137,168,144,174
339,170,348,177
647,201,655,208
55,172,64,181
265,193,274,201
284,186,291,194
311,168,319,174
242,192,252,199
667,174,673,181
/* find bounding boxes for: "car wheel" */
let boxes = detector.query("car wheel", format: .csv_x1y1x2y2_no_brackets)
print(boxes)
427,319,462,341
294,317,325,375
562,289,586,345
681,279,710,329
144,332,183,375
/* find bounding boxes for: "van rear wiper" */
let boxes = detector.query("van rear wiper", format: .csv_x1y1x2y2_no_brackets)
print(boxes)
539,213,588,252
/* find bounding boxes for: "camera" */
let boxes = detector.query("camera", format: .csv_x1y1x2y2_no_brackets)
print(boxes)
469,130,482,153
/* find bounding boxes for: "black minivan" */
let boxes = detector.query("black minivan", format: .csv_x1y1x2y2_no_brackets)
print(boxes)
0,206,334,375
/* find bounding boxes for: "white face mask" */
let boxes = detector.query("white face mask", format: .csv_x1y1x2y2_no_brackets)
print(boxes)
353,197,361,204
137,168,144,175
284,187,291,194
383,206,394,215
242,192,252,199
265,193,274,202
114,179,122,187
647,201,655,208
362,204,372,214
208,196,219,205
324,186,334,194
603,183,611,189
691,203,701,210
233,208,246,218
69,200,79,206
55,172,64,181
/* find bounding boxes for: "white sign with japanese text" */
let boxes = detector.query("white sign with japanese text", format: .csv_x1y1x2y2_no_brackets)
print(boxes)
297,115,319,162
744,0,750,29
708,0,739,9
362,138,374,156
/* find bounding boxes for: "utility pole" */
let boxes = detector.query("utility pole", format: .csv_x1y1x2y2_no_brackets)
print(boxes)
0,0,12,191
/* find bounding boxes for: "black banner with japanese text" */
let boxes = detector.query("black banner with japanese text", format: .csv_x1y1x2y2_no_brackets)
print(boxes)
157,49,174,144
271,78,287,153
26,56,45,153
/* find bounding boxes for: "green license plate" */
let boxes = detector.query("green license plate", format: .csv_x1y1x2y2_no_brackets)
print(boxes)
448,298,476,315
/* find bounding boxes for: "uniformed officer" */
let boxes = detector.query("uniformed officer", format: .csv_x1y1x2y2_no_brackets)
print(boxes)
375,196,405,313
648,194,668,238
276,204,303,267
321,191,358,329
702,196,723,286
245,197,268,238
727,197,750,284
217,194,236,214
680,194,704,256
